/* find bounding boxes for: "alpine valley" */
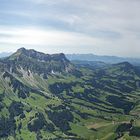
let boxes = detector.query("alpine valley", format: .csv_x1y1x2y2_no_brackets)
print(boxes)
0,48,140,140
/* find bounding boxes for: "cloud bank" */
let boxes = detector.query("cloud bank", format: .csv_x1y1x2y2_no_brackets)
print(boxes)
0,0,139,57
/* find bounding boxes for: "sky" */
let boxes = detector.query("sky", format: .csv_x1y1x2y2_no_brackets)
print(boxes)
0,0,139,57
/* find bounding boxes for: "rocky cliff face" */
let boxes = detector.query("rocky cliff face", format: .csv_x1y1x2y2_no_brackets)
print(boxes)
0,48,78,77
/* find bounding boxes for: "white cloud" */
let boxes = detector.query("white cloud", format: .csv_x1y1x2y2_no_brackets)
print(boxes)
0,26,139,57
0,26,106,52
0,0,140,57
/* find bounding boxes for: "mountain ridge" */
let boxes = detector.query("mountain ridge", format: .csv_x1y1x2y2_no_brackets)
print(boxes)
0,48,140,139
0,48,78,77
66,54,140,65
1,51,140,66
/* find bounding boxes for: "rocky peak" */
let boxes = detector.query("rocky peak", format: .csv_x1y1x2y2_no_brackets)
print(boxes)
1,48,78,76
13,48,68,62
17,47,26,53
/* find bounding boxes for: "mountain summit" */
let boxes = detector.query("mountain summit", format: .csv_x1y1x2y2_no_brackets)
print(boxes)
0,48,76,76
12,47,68,62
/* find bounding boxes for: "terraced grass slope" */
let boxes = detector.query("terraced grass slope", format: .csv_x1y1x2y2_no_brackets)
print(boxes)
0,48,140,140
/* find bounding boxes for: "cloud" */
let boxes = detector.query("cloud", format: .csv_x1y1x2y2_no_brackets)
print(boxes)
0,26,139,57
0,0,140,57
0,26,105,51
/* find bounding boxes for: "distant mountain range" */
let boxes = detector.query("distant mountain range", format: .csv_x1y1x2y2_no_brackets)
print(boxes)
1,52,140,65
66,54,140,65
0,52,12,58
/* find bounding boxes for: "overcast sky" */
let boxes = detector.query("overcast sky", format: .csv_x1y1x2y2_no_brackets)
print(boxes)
0,0,139,57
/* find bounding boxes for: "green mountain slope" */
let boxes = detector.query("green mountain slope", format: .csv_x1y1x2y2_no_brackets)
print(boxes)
0,48,140,140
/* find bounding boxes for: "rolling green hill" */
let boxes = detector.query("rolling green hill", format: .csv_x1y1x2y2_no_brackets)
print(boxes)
0,48,140,140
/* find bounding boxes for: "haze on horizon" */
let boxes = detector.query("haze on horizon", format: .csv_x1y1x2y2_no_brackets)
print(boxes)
0,0,139,58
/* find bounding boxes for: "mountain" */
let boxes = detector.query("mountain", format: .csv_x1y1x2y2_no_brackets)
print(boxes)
0,48,80,77
0,48,140,140
71,60,109,69
66,54,140,66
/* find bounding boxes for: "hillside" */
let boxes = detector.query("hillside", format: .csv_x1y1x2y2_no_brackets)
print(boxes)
0,48,140,140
